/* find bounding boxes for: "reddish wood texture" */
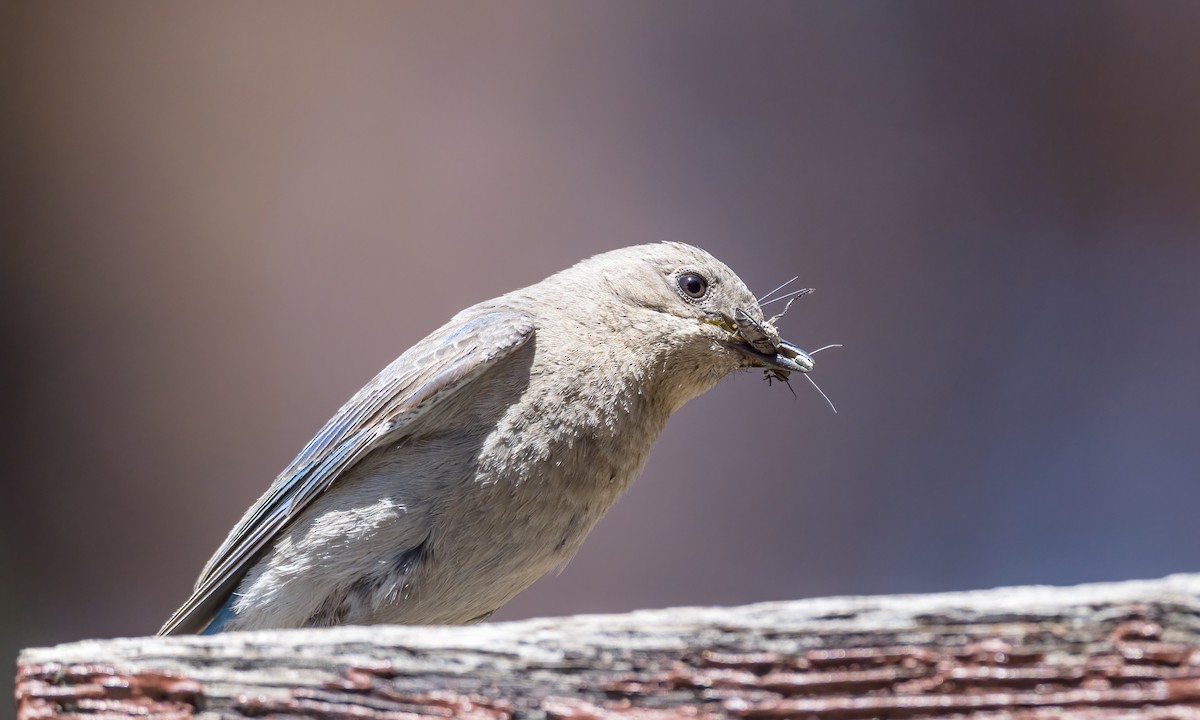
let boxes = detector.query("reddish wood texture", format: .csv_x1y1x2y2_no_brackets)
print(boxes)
16,575,1200,719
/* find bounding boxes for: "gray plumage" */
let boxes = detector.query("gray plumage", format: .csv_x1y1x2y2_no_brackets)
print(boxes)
159,242,815,634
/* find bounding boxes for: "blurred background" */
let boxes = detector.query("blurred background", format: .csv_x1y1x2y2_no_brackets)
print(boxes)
3,1,1199,711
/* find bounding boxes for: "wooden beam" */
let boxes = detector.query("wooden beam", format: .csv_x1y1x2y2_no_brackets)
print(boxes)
17,575,1200,719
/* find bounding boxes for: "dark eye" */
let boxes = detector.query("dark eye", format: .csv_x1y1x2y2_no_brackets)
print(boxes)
677,273,708,299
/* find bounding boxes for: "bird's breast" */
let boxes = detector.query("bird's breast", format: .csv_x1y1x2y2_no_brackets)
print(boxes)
424,368,670,593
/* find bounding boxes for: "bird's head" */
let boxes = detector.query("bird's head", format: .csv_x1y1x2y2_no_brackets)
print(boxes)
565,242,816,387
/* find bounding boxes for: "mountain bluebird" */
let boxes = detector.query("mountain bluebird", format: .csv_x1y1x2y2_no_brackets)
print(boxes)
159,242,817,634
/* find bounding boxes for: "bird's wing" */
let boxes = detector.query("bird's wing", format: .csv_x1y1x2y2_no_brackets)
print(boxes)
158,310,536,635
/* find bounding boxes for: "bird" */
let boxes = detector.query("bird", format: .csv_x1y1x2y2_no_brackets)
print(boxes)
159,242,817,635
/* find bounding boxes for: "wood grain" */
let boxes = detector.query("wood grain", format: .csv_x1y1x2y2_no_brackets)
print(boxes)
17,575,1200,719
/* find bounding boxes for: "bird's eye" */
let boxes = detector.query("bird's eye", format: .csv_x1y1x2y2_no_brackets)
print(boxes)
677,273,708,299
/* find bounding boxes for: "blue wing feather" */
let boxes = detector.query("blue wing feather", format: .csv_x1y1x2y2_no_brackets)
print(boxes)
158,310,536,635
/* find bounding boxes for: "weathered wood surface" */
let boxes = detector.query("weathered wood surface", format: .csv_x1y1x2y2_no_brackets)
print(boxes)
16,575,1200,719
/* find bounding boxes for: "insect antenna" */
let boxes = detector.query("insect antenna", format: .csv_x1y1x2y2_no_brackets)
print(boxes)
760,287,813,308
804,373,838,414
807,343,843,355
757,276,800,305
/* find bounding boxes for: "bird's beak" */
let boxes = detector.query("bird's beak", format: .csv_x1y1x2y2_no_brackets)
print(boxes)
734,338,814,375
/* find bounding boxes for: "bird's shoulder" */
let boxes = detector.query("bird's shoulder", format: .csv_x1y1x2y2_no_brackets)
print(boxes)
158,307,536,635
